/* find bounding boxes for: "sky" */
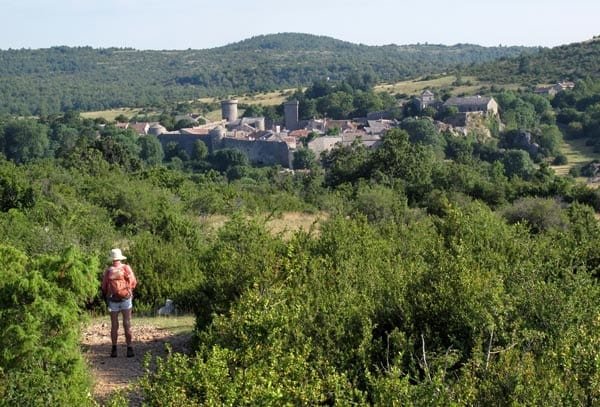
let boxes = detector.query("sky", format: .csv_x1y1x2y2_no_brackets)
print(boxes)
1,0,599,50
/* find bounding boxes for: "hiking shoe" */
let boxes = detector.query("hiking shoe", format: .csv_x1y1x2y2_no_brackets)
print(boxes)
126,347,134,358
110,346,117,358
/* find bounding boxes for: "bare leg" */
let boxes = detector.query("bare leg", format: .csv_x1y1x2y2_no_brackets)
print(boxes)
122,308,133,346
110,311,119,346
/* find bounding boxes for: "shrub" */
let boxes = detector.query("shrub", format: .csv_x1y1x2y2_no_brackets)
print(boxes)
500,197,568,233
0,246,97,406
552,153,568,165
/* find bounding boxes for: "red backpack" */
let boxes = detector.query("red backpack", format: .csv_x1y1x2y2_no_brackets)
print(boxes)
106,265,132,301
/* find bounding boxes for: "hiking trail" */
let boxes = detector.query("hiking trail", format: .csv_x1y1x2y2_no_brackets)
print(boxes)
81,320,193,405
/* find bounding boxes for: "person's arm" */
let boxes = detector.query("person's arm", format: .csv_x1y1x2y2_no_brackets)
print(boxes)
101,268,109,297
126,265,137,291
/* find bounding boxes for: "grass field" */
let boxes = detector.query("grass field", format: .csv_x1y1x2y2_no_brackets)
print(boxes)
375,75,521,97
376,75,458,94
81,108,143,121
199,211,328,239
199,88,297,107
551,138,600,177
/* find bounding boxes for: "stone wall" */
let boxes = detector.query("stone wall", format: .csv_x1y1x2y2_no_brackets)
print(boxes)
222,138,292,167
158,132,292,167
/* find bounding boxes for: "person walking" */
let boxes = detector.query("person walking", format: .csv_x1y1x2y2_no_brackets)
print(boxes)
101,248,138,358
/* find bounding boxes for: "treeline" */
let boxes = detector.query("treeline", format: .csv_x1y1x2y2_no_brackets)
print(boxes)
0,33,535,115
467,36,600,86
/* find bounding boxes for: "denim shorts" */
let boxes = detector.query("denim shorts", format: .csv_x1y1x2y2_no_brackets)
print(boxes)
107,297,133,312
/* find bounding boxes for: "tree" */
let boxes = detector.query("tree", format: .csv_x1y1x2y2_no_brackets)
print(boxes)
500,197,567,233
321,140,370,187
369,129,437,200
400,117,441,147
210,149,249,173
114,114,129,123
191,140,208,161
138,135,164,166
174,118,197,130
501,149,535,179
292,148,316,170
317,91,354,119
535,124,563,156
0,119,50,163
352,91,384,117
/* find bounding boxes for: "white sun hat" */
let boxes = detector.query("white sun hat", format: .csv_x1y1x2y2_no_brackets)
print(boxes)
109,248,127,261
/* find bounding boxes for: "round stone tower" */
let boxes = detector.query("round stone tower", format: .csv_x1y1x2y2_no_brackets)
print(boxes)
221,99,238,122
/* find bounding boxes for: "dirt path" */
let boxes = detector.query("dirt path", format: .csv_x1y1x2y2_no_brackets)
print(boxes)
81,321,193,406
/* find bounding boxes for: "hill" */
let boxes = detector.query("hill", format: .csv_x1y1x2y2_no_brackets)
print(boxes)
0,33,535,115
467,35,600,85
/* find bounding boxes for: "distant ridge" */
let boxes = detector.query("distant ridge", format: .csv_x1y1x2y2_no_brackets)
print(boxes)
0,32,537,115
468,35,600,84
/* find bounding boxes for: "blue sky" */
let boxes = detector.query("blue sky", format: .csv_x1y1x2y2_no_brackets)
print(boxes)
1,0,598,50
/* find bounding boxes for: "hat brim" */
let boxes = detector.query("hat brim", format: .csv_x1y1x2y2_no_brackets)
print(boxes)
110,255,127,261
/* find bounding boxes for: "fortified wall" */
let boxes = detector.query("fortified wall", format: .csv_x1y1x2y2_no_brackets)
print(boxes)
221,138,291,167
158,128,292,168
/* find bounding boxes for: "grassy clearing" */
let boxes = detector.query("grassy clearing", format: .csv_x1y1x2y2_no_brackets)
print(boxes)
552,138,600,177
376,75,458,95
81,108,143,121
265,211,328,238
200,211,328,238
375,75,520,97
198,88,298,107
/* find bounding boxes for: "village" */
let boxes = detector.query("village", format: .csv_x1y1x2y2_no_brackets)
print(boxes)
113,89,515,169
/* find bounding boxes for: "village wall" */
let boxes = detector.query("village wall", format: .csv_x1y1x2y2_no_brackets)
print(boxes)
158,132,292,167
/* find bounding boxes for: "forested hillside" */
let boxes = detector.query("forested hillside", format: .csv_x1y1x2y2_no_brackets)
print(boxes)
0,33,535,115
467,35,600,85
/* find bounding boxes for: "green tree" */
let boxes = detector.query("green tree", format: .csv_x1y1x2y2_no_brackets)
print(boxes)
292,148,316,170
191,140,208,161
400,117,442,147
536,124,563,156
321,140,370,187
317,91,354,118
211,149,249,173
174,118,197,130
502,149,535,179
138,135,164,166
369,129,438,200
0,119,50,163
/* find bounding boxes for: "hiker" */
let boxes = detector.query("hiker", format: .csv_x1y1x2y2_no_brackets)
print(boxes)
101,248,138,358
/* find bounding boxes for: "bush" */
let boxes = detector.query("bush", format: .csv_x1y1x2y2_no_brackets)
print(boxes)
500,197,568,233
552,153,568,165
0,246,97,406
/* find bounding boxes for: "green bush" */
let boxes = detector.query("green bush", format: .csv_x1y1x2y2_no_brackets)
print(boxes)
0,246,97,406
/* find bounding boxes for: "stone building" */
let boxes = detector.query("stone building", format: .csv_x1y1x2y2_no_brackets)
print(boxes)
444,96,499,116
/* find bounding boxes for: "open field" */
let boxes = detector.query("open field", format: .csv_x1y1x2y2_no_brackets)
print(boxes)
376,75,460,94
551,138,600,177
81,108,143,121
199,88,297,107
375,75,521,97
199,211,328,239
